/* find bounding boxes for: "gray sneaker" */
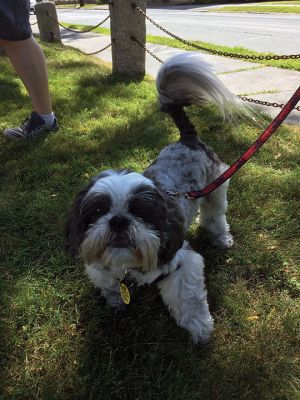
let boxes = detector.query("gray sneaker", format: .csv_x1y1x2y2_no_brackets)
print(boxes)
4,111,58,141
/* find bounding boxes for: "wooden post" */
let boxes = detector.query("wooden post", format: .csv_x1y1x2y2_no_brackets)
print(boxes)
109,0,146,76
35,1,61,43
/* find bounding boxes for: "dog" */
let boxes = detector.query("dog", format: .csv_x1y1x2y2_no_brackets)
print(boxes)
65,53,240,344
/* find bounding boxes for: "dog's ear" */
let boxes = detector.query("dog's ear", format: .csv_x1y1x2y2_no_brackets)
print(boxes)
158,195,185,265
64,183,94,258
65,171,112,258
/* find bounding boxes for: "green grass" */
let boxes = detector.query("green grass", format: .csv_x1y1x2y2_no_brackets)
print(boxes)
267,1,300,4
57,3,108,9
62,23,300,71
0,42,300,400
213,4,300,13
193,0,300,4
64,23,110,36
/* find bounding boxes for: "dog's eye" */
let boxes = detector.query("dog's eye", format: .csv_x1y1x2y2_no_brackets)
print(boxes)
93,207,106,218
92,198,111,217
128,193,166,224
81,194,111,227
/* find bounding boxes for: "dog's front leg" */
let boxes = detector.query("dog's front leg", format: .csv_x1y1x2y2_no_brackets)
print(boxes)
85,265,125,309
157,247,214,344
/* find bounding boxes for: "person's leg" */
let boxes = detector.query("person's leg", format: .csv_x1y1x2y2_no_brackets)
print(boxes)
0,0,58,140
0,36,52,115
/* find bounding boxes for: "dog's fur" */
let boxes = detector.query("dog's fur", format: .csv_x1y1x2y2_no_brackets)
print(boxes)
65,53,239,343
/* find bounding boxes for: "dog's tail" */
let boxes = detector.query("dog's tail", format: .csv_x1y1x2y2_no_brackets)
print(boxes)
156,52,241,137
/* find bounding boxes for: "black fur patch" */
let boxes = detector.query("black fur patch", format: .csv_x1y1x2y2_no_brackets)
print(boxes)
180,136,220,163
128,184,166,225
65,178,111,257
129,184,185,265
157,194,185,265
80,193,111,228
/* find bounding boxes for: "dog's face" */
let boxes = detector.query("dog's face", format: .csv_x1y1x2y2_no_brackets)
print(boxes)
65,170,185,272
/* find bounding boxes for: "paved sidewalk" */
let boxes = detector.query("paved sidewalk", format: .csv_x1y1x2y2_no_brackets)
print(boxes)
32,22,300,125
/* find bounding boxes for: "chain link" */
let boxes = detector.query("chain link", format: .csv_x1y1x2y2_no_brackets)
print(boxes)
238,96,284,108
131,36,300,112
86,43,111,56
132,2,300,61
131,36,164,63
131,4,300,112
237,95,300,110
43,3,300,113
47,12,110,33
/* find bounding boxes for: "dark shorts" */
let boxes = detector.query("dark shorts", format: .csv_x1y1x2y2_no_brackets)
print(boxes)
0,0,32,41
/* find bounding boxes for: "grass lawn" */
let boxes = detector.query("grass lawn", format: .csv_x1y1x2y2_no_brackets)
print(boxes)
56,4,108,9
193,0,300,6
0,42,299,400
61,23,300,72
267,1,300,3
56,1,300,13
213,4,300,13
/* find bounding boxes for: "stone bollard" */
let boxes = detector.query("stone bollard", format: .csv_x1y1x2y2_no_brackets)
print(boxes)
109,0,146,76
35,1,61,43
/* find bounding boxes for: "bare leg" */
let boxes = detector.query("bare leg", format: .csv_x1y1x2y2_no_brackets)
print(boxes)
0,36,52,115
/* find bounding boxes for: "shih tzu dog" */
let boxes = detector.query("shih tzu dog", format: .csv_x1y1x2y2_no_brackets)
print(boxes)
65,53,241,344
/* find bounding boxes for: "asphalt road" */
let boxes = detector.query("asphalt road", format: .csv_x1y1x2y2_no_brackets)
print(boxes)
57,6,300,55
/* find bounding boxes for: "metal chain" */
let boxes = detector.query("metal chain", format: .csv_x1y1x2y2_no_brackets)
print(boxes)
86,43,111,56
132,2,300,61
237,95,300,111
131,36,164,64
131,36,300,112
47,12,111,56
47,12,110,33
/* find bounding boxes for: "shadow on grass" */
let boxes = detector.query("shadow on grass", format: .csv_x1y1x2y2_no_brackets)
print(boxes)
0,46,299,399
75,285,214,399
0,61,29,117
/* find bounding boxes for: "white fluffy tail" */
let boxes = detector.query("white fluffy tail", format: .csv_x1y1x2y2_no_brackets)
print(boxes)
156,52,241,119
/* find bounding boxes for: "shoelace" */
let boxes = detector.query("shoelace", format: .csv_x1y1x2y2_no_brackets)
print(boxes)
20,116,47,138
21,117,39,132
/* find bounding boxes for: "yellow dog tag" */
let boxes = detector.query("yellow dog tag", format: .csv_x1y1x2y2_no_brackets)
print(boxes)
120,281,131,304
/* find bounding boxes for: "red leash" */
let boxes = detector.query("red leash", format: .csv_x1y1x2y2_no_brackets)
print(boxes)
184,86,300,200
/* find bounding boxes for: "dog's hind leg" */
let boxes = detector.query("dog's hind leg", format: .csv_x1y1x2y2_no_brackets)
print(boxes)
199,163,234,249
158,245,214,344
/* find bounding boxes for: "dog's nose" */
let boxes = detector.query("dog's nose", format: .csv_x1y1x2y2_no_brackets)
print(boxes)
109,215,131,233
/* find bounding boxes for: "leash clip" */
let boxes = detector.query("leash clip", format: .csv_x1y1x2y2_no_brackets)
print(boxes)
166,190,181,198
184,192,198,200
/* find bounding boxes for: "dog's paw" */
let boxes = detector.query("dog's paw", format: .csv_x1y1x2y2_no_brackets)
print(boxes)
213,232,234,249
188,316,214,345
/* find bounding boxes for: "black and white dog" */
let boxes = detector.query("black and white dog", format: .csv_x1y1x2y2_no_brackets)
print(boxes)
65,53,240,343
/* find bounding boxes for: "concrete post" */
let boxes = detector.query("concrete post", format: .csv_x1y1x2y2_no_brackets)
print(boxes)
35,1,61,43
109,0,146,76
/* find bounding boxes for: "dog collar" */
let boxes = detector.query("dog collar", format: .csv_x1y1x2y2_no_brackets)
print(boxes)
118,264,183,305
165,190,182,198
